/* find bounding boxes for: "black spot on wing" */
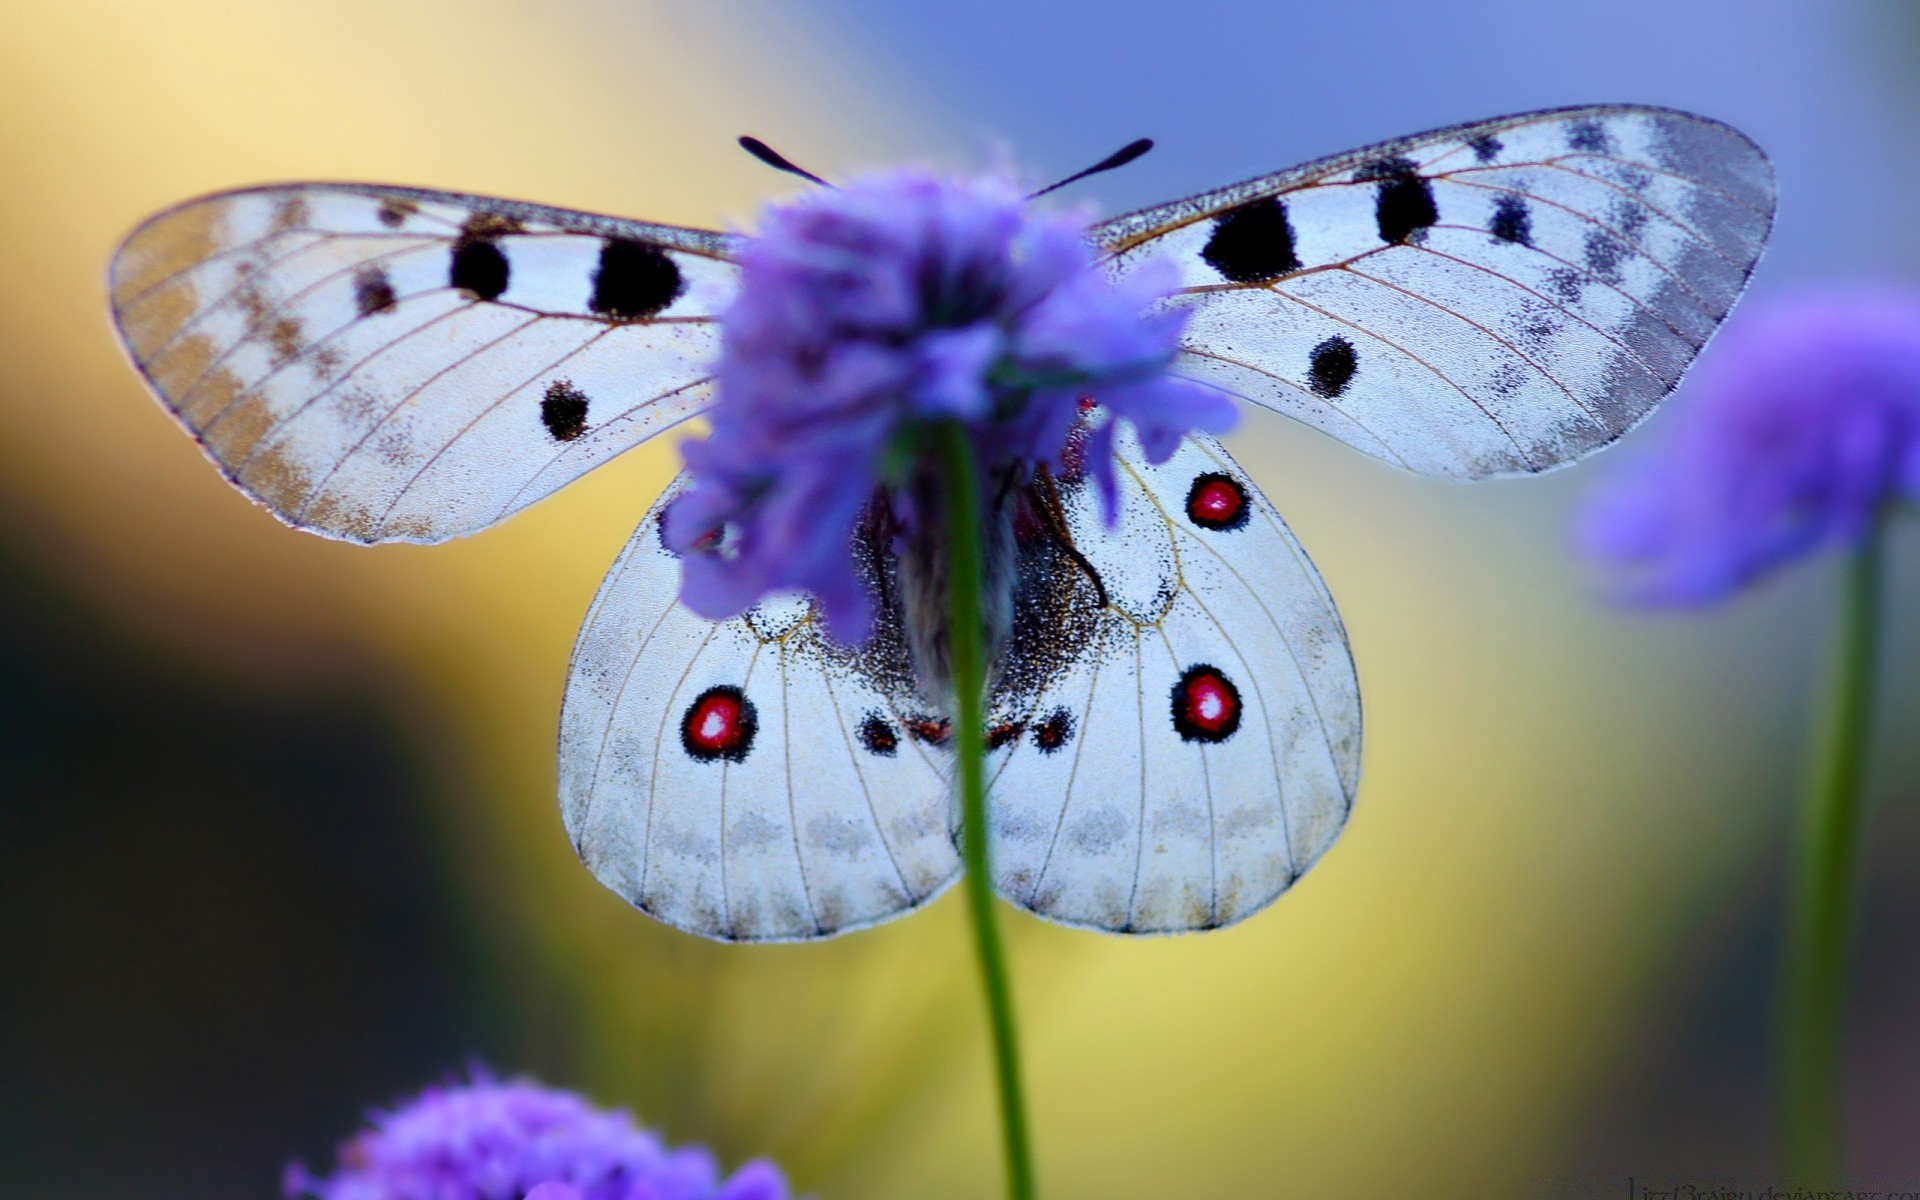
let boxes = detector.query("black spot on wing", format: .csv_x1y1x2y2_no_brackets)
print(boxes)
1308,336,1358,399
1583,228,1631,286
376,196,417,228
590,239,685,321
352,265,397,316
540,379,590,441
1612,197,1652,240
449,237,509,301
1545,267,1583,305
1353,155,1419,182
1032,708,1075,754
1489,194,1532,246
1468,134,1502,163
1361,157,1438,245
1200,197,1301,284
857,712,898,757
1566,118,1613,153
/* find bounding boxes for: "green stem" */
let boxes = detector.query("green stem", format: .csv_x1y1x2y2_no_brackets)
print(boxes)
934,420,1038,1200
1778,521,1887,1184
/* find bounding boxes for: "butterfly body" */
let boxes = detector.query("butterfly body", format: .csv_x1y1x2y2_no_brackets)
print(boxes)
109,105,1774,940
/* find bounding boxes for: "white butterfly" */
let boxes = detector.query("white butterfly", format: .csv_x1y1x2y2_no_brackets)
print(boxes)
109,105,1773,941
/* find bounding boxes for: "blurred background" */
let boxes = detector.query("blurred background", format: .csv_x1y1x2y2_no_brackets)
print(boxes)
3,1,1919,1196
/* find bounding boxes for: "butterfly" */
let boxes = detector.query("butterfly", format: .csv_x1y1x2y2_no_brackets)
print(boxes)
109,104,1773,942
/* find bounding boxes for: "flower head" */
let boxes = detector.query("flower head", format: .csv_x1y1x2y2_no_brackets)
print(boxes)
666,168,1236,642
286,1071,790,1200
1576,288,1920,606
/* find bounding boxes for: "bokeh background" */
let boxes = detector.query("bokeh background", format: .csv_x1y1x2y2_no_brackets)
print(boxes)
4,1,1919,1196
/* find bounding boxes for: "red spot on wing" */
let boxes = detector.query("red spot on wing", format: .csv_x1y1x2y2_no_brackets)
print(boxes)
1170,665,1242,743
681,685,758,762
1185,473,1248,531
986,720,1025,751
905,716,951,746
1032,708,1076,754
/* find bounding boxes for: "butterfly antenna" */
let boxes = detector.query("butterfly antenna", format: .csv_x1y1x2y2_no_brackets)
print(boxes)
738,136,832,187
1027,138,1154,200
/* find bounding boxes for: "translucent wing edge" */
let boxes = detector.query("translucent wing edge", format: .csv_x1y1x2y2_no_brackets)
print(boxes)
1091,103,1776,253
111,181,744,271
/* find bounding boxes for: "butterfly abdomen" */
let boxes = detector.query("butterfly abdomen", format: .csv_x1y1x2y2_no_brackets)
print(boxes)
894,471,1019,711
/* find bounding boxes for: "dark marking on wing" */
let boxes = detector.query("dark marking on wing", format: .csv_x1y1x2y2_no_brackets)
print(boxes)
1171,664,1242,744
1032,708,1076,754
1308,336,1358,399
352,265,397,316
857,712,899,757
986,720,1026,751
1366,158,1438,245
1566,119,1613,153
1612,198,1651,240
461,212,526,240
905,715,952,746
266,317,304,367
994,474,1109,705
590,238,686,321
449,237,509,301
1468,134,1502,163
1583,228,1630,286
540,379,590,441
1489,194,1532,246
1185,473,1250,532
376,196,418,228
1200,197,1300,284
681,684,757,763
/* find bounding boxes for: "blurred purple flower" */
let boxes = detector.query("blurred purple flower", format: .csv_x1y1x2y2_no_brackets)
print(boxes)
286,1071,791,1200
665,168,1237,642
1577,288,1920,606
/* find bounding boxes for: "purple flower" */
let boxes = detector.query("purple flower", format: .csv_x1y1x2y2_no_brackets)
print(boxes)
1576,288,1920,606
665,168,1237,642
285,1071,792,1200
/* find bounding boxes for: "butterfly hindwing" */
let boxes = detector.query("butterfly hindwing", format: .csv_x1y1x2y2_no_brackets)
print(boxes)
1095,105,1774,479
982,432,1361,933
560,478,961,942
110,184,738,543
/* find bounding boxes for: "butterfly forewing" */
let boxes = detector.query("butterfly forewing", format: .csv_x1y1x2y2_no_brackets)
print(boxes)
981,432,1360,933
1095,105,1774,478
110,184,740,543
560,478,961,942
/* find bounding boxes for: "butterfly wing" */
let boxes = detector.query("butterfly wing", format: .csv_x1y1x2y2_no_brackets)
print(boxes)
983,431,1360,933
560,478,961,942
1094,104,1774,478
110,184,739,543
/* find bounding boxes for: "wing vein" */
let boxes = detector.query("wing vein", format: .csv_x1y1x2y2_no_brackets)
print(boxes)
360,323,621,531
1443,178,1723,318
778,647,822,934
1174,345,1415,470
1266,287,1539,469
491,376,714,522
816,660,915,901
1338,263,1606,427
